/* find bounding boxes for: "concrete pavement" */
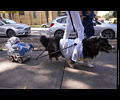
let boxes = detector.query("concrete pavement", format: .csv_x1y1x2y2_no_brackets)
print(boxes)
0,28,117,89
0,50,64,89
0,49,117,89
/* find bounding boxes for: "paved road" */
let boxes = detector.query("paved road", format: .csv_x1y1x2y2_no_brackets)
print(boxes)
0,27,117,42
0,28,117,89
0,28,50,43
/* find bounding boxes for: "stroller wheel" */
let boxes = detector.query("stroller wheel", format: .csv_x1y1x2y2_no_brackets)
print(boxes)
18,57,23,64
9,56,14,62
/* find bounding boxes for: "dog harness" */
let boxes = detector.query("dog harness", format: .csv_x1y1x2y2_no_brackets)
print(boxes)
60,38,83,62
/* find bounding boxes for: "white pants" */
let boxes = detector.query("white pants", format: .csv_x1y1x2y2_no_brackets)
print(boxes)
63,11,84,41
60,38,83,62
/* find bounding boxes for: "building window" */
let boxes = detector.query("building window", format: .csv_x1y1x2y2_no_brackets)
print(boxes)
12,12,14,20
19,11,24,15
57,11,61,16
3,13,6,18
33,11,37,18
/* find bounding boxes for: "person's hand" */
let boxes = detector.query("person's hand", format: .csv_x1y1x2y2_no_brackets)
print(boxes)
94,16,98,21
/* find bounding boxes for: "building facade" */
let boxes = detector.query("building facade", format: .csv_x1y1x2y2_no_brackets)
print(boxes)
0,11,64,25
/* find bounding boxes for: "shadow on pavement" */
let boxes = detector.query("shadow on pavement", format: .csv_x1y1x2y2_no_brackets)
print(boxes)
61,52,117,89
0,50,64,89
0,49,117,89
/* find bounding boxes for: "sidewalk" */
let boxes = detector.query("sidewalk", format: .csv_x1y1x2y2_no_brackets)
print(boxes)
0,49,117,89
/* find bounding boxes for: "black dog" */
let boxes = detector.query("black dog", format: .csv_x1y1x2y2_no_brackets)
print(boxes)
40,35,115,68
40,36,62,61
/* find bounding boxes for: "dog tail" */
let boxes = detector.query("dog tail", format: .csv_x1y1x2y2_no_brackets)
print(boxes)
40,35,51,50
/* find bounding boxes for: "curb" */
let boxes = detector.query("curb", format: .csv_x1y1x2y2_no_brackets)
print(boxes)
20,38,40,41
0,38,117,44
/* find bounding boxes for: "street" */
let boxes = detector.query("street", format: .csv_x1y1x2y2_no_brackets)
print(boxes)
0,28,117,89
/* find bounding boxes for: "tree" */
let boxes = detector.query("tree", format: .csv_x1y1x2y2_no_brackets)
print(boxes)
113,11,117,18
102,11,114,20
97,15,101,18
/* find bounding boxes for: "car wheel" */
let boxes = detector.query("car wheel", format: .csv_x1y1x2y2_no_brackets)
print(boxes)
101,29,115,39
7,30,16,38
43,25,47,28
54,30,64,38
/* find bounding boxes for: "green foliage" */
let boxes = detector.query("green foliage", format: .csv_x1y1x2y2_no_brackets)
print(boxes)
113,11,117,17
102,11,117,20
97,15,101,18
113,19,117,24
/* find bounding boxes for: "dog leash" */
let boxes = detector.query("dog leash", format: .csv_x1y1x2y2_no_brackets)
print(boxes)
68,11,78,38
35,50,46,60
35,43,77,60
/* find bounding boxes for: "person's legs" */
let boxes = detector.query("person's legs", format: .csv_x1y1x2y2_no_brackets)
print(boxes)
63,11,72,39
70,11,84,40
83,18,95,37
63,11,84,40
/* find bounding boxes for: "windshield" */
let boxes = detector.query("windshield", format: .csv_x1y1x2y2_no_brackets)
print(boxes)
2,19,16,24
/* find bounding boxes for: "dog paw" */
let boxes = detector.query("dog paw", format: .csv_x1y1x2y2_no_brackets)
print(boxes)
56,59,62,62
49,60,52,62
86,64,94,68
69,63,75,69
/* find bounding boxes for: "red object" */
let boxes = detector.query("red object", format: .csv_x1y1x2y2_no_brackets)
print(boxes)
50,23,54,27
16,41,19,44
14,56,17,59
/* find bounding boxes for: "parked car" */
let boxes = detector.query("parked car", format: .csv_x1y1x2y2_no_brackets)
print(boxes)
49,16,117,39
0,18,31,37
41,21,52,28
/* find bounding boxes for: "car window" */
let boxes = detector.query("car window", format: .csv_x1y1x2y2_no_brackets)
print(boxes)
0,22,3,26
61,17,66,23
2,19,16,24
57,17,66,23
57,19,62,23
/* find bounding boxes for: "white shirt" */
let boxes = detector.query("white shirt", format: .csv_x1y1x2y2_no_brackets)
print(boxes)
60,38,83,62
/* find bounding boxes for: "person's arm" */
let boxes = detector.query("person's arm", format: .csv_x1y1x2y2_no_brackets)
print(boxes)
78,11,83,22
94,13,98,21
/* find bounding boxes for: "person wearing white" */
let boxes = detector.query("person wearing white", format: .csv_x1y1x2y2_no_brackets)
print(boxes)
61,11,84,68
63,11,84,40
60,38,83,62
